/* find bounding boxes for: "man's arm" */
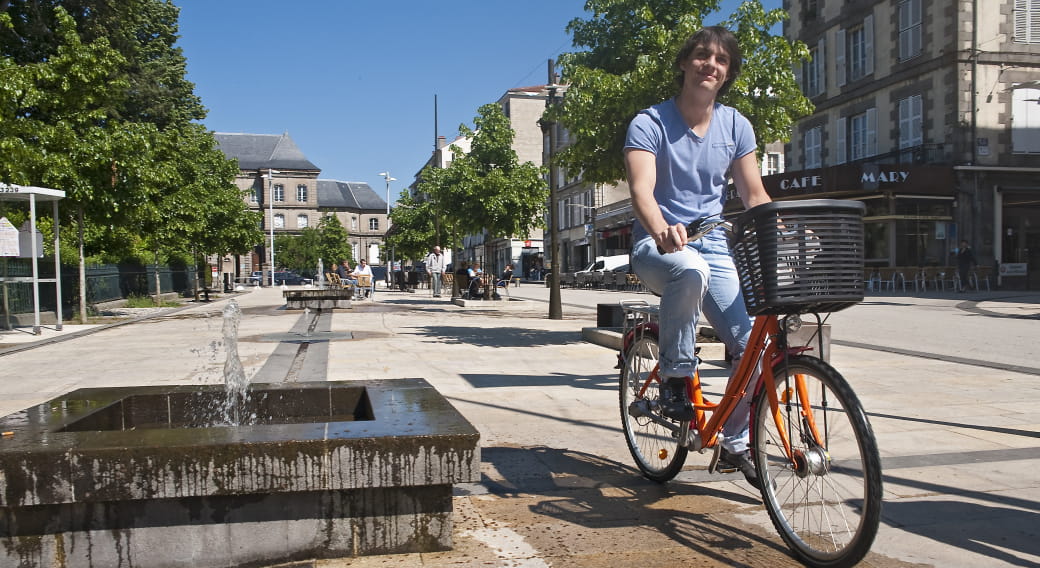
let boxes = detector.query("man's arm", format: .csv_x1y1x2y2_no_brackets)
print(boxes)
730,151,771,209
626,147,689,253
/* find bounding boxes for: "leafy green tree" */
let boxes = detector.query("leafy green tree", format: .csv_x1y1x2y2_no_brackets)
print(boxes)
386,189,464,263
418,104,548,296
554,0,812,185
1,2,261,310
0,0,205,127
314,214,352,269
274,228,321,275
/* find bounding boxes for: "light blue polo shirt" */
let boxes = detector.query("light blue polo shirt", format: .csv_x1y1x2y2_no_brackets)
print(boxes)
625,98,756,241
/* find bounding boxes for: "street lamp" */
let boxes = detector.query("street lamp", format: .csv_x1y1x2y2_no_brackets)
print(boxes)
377,171,396,268
266,169,281,286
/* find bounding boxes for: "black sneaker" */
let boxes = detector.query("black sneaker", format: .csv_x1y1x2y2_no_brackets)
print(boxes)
715,448,762,490
658,376,694,421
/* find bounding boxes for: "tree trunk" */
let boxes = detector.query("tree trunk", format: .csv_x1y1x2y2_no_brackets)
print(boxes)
153,250,161,306
77,207,87,324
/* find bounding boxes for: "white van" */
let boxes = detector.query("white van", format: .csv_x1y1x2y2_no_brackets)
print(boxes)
575,254,629,276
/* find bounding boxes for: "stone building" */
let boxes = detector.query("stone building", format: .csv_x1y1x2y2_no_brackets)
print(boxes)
212,132,386,283
778,0,1040,288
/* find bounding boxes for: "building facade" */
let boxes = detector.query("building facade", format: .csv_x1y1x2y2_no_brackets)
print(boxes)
213,132,387,283
779,0,1040,288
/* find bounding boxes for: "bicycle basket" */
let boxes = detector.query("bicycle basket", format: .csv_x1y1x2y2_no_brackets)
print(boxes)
730,199,866,315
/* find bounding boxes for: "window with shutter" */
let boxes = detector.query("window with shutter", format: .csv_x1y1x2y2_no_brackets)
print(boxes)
1012,87,1040,153
899,0,922,60
898,95,923,150
1014,0,1040,44
836,117,847,164
804,127,822,169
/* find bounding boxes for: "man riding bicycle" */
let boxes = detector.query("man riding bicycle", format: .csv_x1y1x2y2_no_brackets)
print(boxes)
624,26,771,489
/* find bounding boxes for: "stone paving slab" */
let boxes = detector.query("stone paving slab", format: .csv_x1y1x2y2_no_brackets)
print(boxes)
2,284,1039,567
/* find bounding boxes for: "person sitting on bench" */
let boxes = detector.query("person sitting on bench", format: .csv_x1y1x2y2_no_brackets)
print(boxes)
466,262,483,299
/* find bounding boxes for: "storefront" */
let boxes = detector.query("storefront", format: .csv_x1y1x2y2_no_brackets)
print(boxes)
747,164,960,268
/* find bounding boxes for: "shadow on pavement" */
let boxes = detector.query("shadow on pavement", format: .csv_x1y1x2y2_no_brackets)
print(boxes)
461,372,615,390
412,325,584,347
881,494,1040,565
479,445,795,564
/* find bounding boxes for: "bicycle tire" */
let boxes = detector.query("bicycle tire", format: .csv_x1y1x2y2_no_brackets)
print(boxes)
619,332,688,482
752,355,882,568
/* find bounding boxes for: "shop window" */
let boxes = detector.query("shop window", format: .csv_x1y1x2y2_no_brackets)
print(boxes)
898,0,922,61
893,198,954,266
863,221,889,265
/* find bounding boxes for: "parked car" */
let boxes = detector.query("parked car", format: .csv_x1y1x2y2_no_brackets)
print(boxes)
248,271,264,285
273,271,305,285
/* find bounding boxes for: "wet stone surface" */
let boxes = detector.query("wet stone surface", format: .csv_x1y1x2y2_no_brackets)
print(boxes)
0,378,481,567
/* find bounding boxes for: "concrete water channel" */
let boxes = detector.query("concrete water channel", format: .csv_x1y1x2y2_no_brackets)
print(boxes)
0,304,480,568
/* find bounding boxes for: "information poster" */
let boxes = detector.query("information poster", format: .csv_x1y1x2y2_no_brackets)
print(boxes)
0,217,19,257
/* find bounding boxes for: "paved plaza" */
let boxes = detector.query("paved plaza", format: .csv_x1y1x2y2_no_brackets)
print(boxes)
1,282,1039,567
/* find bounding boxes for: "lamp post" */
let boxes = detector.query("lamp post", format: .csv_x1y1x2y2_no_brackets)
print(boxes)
541,60,562,319
266,168,281,286
378,171,396,273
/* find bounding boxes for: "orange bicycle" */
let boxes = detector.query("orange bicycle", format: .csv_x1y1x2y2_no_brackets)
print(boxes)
618,200,882,567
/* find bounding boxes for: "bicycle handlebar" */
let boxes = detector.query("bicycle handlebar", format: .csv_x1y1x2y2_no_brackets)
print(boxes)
656,219,732,254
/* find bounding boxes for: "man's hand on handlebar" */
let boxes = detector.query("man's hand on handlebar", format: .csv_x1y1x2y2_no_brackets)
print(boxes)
654,223,688,255
656,219,731,254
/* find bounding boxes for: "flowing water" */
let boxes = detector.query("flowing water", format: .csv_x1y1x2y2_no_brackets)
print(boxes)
220,299,252,425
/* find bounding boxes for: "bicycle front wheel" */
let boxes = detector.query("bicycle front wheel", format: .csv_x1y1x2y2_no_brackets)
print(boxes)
619,332,687,482
753,355,882,568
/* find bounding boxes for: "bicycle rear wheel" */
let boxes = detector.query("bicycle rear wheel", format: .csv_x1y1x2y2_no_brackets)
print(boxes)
619,332,688,482
753,355,882,567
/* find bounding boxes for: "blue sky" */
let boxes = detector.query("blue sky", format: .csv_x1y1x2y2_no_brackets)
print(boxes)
174,1,773,203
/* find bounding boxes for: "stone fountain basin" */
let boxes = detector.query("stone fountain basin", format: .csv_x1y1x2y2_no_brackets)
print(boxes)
0,378,480,566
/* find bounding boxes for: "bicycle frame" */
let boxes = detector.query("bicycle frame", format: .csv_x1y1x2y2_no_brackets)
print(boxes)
632,313,816,460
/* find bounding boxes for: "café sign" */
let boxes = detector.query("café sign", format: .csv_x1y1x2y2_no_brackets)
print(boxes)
758,164,954,199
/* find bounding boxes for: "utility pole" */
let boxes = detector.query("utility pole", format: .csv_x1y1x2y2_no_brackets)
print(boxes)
544,59,562,320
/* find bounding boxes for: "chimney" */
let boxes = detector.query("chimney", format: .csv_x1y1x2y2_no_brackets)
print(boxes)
437,136,447,149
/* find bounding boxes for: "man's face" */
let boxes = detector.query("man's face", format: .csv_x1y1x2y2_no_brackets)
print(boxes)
680,41,730,94
434,247,441,255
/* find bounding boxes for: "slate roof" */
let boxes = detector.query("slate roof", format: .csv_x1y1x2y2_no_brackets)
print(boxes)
317,180,386,212
213,132,320,171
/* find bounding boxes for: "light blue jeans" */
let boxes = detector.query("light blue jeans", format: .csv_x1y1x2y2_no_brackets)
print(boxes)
631,233,757,452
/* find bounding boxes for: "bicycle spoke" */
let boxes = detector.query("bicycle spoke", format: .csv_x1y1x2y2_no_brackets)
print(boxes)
620,333,687,482
754,356,882,567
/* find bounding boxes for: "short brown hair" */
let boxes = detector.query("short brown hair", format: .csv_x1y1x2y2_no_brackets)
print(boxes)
674,26,742,97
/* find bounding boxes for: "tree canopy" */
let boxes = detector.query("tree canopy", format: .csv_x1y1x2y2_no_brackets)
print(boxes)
553,0,812,185
411,103,548,258
0,1,260,264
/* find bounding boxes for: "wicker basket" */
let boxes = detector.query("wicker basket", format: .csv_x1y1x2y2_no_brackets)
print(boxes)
730,199,866,315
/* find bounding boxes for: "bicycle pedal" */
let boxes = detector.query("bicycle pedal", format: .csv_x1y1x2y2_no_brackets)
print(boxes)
707,444,726,473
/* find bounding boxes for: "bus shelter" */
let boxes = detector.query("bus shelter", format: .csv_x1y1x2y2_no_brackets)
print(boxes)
0,184,65,335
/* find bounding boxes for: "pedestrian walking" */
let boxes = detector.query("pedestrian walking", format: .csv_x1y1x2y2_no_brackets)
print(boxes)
425,246,446,297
